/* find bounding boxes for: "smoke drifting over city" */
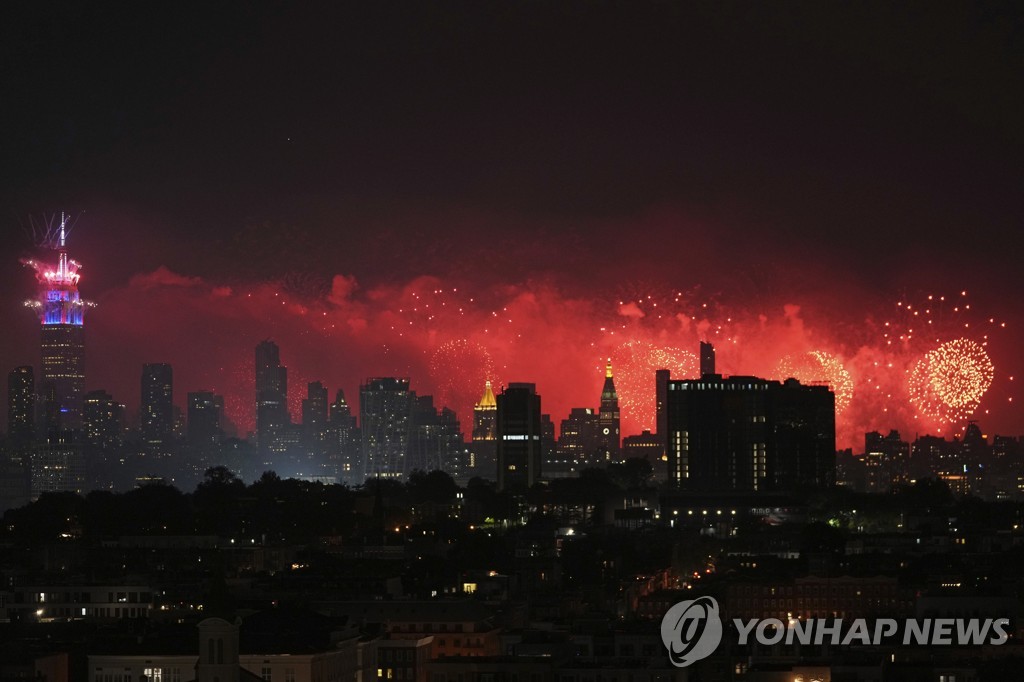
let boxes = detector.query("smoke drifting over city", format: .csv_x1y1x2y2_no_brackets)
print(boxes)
13,228,1011,452
1,2,1022,450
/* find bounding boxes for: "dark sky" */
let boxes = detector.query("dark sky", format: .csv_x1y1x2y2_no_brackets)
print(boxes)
1,2,1022,446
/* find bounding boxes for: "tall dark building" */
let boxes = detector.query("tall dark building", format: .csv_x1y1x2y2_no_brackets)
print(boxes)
141,363,174,446
83,389,123,453
409,395,467,477
862,429,911,492
558,407,599,464
7,366,35,450
700,341,716,377
255,340,289,448
360,377,412,480
541,413,557,466
655,368,671,459
187,391,223,446
496,382,542,490
666,375,835,492
596,359,620,461
328,388,358,483
302,381,330,468
30,430,84,500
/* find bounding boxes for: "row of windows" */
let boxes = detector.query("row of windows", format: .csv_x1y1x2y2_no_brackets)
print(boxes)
731,584,894,597
261,667,295,682
28,590,152,604
37,606,147,618
94,668,182,682
732,597,897,610
392,622,466,633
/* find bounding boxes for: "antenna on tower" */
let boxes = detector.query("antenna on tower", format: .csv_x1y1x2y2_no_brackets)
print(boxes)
23,211,82,250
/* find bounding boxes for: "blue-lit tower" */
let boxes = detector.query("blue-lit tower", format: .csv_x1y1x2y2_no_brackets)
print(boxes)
23,216,88,431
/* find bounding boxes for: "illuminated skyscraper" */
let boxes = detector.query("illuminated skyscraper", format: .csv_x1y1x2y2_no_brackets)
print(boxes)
596,359,620,461
7,366,35,451
469,380,498,479
255,340,289,449
22,217,86,431
360,377,412,480
141,363,174,446
496,382,542,490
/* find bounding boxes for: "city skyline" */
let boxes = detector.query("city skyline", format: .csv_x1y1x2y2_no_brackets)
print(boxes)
1,237,1019,452
1,4,1022,450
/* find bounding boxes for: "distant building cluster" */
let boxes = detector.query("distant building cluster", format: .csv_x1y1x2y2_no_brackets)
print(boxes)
837,422,1024,500
4,237,1022,518
5,242,1024,681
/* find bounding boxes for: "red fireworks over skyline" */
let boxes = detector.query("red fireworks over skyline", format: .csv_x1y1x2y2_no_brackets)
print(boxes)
12,260,1017,451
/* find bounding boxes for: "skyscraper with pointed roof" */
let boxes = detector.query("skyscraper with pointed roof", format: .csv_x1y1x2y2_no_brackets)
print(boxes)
472,380,497,441
596,359,620,461
469,380,498,479
23,217,87,432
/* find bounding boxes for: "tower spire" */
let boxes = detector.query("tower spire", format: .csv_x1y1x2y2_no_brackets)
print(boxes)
21,217,87,431
598,357,620,461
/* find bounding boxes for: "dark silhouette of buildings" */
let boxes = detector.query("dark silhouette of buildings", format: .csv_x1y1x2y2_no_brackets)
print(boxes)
140,363,174,447
655,368,670,460
861,429,911,492
188,391,224,446
255,340,288,450
30,429,83,500
302,380,329,467
328,388,358,483
596,359,620,462
700,341,716,377
666,375,835,492
360,377,412,480
83,389,123,453
7,366,35,450
622,429,662,463
409,395,467,479
557,407,599,467
496,383,542,490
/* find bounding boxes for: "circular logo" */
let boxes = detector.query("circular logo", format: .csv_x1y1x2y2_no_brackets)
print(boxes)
660,596,723,667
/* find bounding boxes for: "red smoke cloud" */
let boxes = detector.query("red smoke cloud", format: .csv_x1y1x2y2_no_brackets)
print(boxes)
73,265,1019,450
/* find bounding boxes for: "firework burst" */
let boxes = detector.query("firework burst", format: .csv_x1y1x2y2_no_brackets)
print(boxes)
908,338,994,424
776,350,854,414
428,339,499,417
612,340,697,430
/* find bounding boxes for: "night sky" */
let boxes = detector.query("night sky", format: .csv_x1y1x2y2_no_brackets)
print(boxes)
1,3,1022,448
